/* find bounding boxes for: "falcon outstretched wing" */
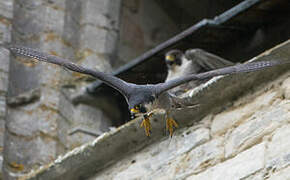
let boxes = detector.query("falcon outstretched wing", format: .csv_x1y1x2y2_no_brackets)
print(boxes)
8,46,132,97
185,49,234,71
156,60,286,94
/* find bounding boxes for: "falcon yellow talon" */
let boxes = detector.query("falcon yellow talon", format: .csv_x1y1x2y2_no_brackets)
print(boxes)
140,117,152,136
166,118,178,137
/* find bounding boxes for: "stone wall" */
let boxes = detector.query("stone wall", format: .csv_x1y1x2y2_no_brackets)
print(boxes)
0,0,180,179
0,0,12,178
4,0,68,179
115,0,178,67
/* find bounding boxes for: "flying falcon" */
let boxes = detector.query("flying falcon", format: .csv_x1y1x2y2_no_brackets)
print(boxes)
8,46,287,136
165,49,234,95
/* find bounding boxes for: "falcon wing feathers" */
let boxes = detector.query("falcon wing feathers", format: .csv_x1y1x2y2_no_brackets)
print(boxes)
8,46,131,97
185,49,234,71
157,60,286,94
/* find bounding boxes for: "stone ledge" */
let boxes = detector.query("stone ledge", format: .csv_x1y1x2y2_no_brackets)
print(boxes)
22,39,290,180
186,142,266,180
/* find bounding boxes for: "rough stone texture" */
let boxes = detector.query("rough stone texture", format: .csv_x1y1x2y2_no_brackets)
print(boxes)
0,96,5,119
66,104,112,148
61,0,122,149
266,124,290,172
0,0,13,19
0,48,10,73
3,0,66,179
164,137,224,179
211,90,280,136
116,0,178,67
268,166,290,180
91,127,212,180
78,0,120,71
2,0,125,178
280,76,290,99
187,143,266,180
0,0,12,178
224,101,290,158
0,69,8,95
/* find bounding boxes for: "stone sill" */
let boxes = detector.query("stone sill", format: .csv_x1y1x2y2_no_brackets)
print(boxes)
22,39,290,180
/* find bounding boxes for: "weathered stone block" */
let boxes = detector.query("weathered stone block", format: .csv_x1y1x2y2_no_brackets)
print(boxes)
0,0,13,18
12,1,64,38
79,24,118,55
4,135,58,173
187,143,265,180
79,53,112,73
0,118,5,147
266,124,290,171
81,0,121,30
58,90,74,124
243,172,265,180
0,47,10,72
6,101,59,137
43,0,66,10
268,166,290,180
42,6,65,34
175,127,210,156
225,103,289,157
171,137,224,179
0,96,5,119
71,104,111,133
211,91,279,136
281,76,290,99
117,0,178,65
39,87,61,109
0,20,11,43
0,71,8,93
92,127,210,180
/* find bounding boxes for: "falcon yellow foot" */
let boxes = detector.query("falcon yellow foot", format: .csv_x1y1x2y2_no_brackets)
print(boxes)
141,116,152,136
166,118,178,137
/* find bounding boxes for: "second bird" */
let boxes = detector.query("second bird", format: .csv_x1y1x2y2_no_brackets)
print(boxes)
165,49,234,95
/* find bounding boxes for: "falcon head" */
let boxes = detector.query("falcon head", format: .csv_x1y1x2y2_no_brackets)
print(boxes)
128,85,156,118
165,49,183,69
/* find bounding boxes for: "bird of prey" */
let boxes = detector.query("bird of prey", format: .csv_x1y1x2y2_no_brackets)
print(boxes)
8,46,287,137
165,49,234,95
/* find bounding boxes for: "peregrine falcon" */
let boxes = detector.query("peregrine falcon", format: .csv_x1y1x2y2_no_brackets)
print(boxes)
165,49,234,95
8,46,287,137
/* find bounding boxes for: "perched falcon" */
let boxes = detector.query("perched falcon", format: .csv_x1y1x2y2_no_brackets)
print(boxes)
8,46,287,136
165,49,234,95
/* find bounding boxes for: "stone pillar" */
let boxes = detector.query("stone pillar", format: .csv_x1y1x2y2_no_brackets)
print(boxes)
60,0,122,148
3,0,66,179
0,0,13,178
